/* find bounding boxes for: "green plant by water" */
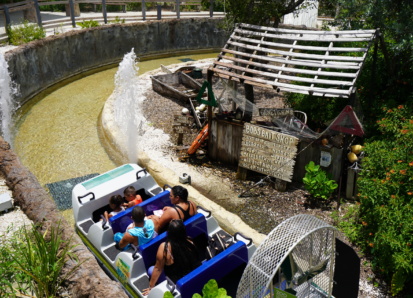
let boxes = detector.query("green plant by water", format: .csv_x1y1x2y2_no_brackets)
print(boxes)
303,161,338,200
7,20,46,45
77,19,100,28
109,16,126,24
193,279,230,298
162,279,230,298
192,279,231,298
0,221,83,297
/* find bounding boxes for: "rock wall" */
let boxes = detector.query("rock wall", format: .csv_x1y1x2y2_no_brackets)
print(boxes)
4,18,228,106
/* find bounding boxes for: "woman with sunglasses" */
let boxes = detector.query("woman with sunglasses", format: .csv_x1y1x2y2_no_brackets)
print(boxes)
148,185,197,234
142,219,201,295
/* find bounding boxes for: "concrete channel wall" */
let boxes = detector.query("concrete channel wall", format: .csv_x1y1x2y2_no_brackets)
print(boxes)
4,17,228,106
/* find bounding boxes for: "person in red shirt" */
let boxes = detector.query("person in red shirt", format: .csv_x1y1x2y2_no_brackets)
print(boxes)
122,186,142,208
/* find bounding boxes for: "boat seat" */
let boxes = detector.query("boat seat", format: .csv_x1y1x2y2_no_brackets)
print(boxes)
136,187,152,201
139,213,207,270
176,241,248,298
79,219,94,234
139,189,172,216
110,190,171,234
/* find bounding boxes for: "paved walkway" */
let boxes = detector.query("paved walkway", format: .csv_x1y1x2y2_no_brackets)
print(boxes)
0,9,224,41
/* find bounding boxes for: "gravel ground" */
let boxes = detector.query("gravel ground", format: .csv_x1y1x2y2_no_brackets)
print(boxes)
0,174,33,240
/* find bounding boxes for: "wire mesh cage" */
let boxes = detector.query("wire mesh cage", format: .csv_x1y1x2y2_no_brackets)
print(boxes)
237,214,337,298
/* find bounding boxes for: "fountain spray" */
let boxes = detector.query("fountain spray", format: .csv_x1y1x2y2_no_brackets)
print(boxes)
0,52,19,145
112,49,170,163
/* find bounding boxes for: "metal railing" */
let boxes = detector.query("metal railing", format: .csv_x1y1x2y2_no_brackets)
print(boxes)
0,0,221,41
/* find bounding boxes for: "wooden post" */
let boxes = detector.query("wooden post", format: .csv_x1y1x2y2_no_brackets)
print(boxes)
337,135,352,209
68,0,76,27
236,166,248,180
346,168,355,199
157,4,162,20
207,69,214,127
274,178,287,192
206,69,214,156
33,0,42,27
176,0,180,19
177,133,183,145
371,36,378,94
102,0,108,24
243,83,254,122
3,6,11,29
209,0,213,17
142,0,146,21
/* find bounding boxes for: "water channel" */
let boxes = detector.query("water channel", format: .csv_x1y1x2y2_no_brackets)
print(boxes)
13,52,218,220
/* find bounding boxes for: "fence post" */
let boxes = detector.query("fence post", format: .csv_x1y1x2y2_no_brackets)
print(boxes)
142,0,146,20
157,4,161,20
209,0,213,17
33,0,42,27
176,0,180,19
102,0,108,24
4,6,11,29
69,0,76,27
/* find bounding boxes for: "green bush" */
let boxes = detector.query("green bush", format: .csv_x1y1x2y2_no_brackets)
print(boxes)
0,222,83,297
357,105,413,295
109,16,126,24
303,161,338,200
192,279,231,298
7,20,46,45
285,90,348,130
77,20,100,28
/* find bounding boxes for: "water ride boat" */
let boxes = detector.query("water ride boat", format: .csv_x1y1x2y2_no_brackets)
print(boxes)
151,70,207,128
72,163,256,298
151,71,203,102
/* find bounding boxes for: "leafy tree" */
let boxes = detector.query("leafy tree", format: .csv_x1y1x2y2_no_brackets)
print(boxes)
291,0,413,131
357,105,413,295
224,0,311,28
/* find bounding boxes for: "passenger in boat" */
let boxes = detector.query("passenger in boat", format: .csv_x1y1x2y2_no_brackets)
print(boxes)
114,206,157,251
143,219,201,295
148,185,197,234
123,185,143,208
102,194,125,223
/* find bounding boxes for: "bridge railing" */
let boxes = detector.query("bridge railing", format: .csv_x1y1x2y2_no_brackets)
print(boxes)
0,0,221,42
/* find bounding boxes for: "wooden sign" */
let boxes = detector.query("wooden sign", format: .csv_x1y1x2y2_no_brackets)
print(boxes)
258,108,293,118
173,114,194,126
172,124,190,134
239,123,299,182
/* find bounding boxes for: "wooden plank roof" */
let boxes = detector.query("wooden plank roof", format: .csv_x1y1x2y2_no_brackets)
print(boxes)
211,23,378,98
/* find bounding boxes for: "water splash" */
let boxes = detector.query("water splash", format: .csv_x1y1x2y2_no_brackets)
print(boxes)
0,51,19,144
112,48,170,163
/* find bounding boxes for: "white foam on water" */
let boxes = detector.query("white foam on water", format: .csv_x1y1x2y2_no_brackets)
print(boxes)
0,48,19,145
112,49,171,163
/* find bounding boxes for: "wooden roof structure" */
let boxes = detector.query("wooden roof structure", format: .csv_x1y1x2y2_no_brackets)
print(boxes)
210,23,378,98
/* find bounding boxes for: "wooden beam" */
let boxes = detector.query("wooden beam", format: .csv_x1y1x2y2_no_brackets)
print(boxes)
237,23,376,37
220,55,358,78
210,67,351,96
234,28,374,43
227,40,365,62
230,35,368,53
214,60,354,86
220,48,361,70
